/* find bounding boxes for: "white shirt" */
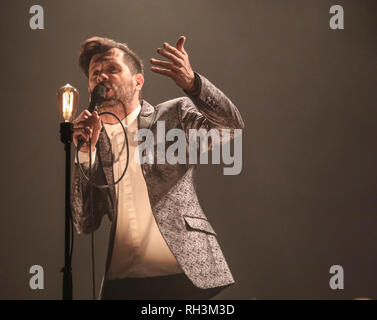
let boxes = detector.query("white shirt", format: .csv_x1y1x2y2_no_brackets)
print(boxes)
76,105,182,280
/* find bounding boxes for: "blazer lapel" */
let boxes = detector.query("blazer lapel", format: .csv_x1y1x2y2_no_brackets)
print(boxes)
97,127,116,214
97,100,156,218
99,100,156,280
138,100,156,130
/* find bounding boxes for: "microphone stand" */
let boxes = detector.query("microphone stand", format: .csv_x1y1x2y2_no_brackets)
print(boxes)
60,122,74,300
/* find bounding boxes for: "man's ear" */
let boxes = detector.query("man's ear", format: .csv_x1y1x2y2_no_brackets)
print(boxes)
135,73,144,92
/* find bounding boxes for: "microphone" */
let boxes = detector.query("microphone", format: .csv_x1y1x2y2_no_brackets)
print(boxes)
87,83,107,113
77,83,107,150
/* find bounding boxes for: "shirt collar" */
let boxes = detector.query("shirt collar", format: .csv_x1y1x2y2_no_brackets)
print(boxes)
124,104,141,128
103,104,141,134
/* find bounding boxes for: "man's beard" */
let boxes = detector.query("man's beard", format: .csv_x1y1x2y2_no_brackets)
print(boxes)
99,79,134,112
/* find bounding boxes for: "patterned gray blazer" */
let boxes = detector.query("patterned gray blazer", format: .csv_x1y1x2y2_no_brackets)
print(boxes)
71,73,244,292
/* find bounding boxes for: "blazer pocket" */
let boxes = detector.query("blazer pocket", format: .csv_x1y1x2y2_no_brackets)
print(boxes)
183,216,217,236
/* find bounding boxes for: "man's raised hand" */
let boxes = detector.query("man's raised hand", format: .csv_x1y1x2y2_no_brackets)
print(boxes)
150,36,195,92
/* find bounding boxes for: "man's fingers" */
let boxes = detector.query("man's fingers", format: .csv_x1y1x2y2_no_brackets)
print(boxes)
73,119,90,129
163,42,185,59
73,110,92,124
73,121,85,129
176,36,186,53
150,66,176,78
150,58,179,72
73,130,89,143
156,48,183,66
73,125,85,131
72,111,101,150
80,110,92,121
73,126,91,135
74,112,100,128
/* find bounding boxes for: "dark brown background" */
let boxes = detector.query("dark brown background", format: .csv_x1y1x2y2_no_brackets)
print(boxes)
0,0,375,299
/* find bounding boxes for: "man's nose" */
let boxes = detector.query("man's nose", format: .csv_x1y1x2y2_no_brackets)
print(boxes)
96,72,109,84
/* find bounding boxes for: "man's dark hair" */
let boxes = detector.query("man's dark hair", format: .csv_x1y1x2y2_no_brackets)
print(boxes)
78,36,144,77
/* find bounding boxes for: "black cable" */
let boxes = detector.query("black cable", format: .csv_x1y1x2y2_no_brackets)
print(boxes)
89,137,96,300
76,109,130,300
91,232,95,300
76,111,129,188
69,214,74,266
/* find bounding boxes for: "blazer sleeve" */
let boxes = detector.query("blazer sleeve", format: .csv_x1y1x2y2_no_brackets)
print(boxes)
178,72,244,149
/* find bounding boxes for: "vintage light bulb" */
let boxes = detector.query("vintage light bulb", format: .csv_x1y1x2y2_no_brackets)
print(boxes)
57,84,79,122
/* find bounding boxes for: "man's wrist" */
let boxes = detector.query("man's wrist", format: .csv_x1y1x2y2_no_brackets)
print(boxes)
183,72,201,97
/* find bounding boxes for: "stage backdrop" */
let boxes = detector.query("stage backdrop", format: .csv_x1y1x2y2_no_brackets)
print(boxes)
0,0,375,299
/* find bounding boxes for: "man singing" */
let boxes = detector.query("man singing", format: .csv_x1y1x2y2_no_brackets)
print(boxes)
71,35,244,299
